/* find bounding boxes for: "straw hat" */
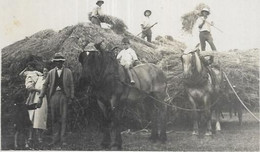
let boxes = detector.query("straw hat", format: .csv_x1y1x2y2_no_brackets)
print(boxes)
144,10,152,16
201,8,210,14
96,0,104,5
51,52,66,62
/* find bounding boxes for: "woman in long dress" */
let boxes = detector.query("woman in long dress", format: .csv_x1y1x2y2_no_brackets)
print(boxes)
28,67,48,143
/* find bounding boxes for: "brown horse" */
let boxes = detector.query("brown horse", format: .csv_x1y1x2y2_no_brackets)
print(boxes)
79,48,168,149
180,47,224,136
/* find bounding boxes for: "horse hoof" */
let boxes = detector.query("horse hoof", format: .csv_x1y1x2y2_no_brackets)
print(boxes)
205,132,212,136
192,131,199,136
148,137,157,143
100,143,111,150
160,140,166,144
111,143,122,150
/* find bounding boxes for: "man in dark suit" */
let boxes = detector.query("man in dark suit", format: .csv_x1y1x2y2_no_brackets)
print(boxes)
38,53,74,146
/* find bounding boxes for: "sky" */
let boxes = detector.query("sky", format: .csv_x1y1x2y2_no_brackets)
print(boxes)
1,0,260,50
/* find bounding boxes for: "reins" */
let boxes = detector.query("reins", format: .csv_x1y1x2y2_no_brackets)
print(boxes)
117,78,219,112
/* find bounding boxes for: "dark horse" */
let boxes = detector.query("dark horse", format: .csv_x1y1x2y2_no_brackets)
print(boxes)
79,48,168,149
181,47,224,136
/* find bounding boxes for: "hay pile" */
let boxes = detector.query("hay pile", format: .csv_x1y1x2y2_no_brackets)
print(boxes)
1,22,162,131
1,20,259,131
181,3,209,33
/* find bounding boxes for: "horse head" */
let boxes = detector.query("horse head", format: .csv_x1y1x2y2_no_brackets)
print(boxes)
78,47,118,91
181,47,202,79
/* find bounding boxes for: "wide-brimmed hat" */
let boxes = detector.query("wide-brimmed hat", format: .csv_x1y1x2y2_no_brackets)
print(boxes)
201,8,210,14
122,38,130,44
144,10,152,16
51,52,66,62
84,42,98,52
96,0,104,5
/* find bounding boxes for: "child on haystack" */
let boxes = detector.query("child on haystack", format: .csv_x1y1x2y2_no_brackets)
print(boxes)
13,90,38,149
19,62,42,105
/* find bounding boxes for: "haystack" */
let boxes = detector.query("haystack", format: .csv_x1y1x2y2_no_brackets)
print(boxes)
1,22,163,131
1,19,259,131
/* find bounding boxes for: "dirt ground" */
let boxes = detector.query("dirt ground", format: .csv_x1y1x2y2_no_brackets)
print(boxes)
1,112,259,151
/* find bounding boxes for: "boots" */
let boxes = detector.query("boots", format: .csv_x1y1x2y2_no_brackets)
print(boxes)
126,68,135,84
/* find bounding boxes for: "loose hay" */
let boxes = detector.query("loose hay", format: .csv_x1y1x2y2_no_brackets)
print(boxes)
88,12,128,34
181,3,209,33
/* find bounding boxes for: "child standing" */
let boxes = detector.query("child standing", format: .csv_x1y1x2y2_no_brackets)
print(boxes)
13,90,38,149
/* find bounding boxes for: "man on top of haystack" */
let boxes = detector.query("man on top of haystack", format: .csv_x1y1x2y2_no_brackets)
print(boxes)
141,10,153,42
91,0,105,27
197,7,217,52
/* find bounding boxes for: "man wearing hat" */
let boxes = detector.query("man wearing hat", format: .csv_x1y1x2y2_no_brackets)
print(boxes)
37,53,74,146
91,0,105,26
198,7,217,51
141,10,152,42
117,38,138,84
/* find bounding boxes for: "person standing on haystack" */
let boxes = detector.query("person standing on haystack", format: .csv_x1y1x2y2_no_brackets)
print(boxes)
37,53,74,147
141,10,152,42
91,0,105,27
198,8,217,51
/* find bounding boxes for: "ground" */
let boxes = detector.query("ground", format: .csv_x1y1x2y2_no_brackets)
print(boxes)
1,112,259,151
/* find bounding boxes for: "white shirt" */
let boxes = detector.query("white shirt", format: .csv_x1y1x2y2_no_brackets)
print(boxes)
56,67,63,77
55,67,63,90
91,6,103,17
197,16,213,32
116,48,138,67
141,16,151,29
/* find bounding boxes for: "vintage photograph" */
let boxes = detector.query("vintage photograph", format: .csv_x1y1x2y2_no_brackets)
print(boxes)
1,0,259,151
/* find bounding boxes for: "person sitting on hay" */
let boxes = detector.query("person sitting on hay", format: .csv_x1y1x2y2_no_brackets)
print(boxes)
198,8,217,52
91,0,105,26
116,38,138,84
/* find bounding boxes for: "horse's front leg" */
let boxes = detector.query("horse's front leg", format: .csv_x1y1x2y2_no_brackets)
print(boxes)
204,96,213,136
112,108,123,150
189,95,199,136
214,98,222,133
215,108,221,132
110,95,122,150
150,98,159,142
154,92,167,143
159,103,167,143
97,100,112,149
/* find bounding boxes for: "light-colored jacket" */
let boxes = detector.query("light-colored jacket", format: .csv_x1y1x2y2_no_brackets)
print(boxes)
39,67,74,99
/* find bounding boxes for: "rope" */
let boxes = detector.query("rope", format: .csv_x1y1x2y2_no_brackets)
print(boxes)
120,80,218,112
223,72,260,122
